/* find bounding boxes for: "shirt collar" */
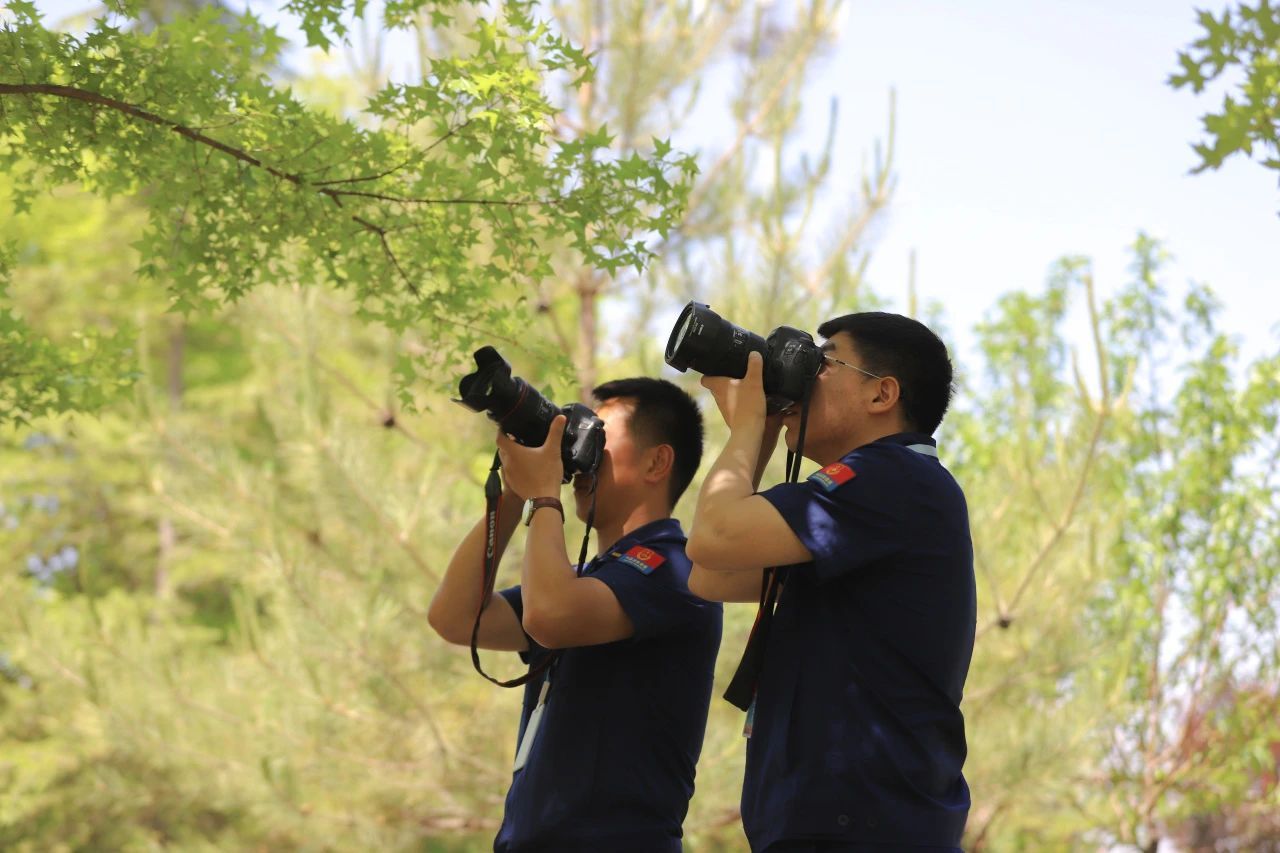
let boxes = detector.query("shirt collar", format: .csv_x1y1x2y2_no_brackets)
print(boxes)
872,431,937,449
836,432,939,462
595,517,685,565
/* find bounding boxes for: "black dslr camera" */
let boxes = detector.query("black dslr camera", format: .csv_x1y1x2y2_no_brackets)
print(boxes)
454,347,606,481
664,302,824,413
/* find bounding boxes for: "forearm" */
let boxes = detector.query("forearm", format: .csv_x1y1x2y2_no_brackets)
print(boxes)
428,491,522,634
520,508,578,626
752,419,784,491
694,417,765,539
690,354,809,573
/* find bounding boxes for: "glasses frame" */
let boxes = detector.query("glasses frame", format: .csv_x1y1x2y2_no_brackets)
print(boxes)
822,354,884,381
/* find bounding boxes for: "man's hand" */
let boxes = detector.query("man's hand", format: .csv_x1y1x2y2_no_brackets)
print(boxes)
496,414,567,499
754,412,786,490
702,350,767,432
499,467,525,502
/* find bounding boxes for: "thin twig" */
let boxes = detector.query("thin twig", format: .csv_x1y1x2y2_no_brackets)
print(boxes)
352,214,419,296
312,153,419,186
0,84,555,210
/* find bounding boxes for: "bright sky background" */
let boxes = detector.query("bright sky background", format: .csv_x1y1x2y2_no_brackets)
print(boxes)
802,0,1279,366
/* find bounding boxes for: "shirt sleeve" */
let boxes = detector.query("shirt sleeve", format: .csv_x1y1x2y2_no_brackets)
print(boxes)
758,445,908,582
497,585,550,665
589,549,718,641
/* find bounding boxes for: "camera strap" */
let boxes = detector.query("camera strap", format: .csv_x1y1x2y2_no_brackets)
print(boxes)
723,376,815,713
470,451,558,688
470,453,600,689
576,471,599,577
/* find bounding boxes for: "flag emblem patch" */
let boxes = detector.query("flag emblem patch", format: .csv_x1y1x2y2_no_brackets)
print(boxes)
809,462,856,492
617,545,665,574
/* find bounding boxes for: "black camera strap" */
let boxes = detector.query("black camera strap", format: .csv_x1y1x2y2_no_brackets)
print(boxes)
576,471,599,577
470,452,557,688
723,377,815,713
784,380,813,483
470,452,599,689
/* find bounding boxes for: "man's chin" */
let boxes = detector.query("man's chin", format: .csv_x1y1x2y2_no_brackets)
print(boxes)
780,419,803,451
572,488,594,519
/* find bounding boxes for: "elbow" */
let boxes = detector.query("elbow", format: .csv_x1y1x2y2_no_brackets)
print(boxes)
688,498,740,568
686,563,715,601
687,524,731,572
686,533,708,567
427,597,466,647
687,562,734,602
521,606,573,650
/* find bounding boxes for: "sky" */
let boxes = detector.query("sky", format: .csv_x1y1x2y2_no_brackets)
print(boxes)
797,0,1279,366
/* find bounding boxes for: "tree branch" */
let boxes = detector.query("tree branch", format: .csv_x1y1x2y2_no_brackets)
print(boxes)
0,84,553,208
0,83,303,182
352,215,419,296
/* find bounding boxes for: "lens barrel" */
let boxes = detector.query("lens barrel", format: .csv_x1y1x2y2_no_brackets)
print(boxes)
664,302,767,379
454,346,560,447
664,302,824,413
455,347,606,480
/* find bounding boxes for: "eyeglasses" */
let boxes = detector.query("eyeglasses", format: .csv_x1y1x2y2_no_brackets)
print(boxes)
822,354,884,381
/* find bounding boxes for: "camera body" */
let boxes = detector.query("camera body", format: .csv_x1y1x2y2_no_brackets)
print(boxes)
665,302,824,413
558,401,607,480
454,347,606,481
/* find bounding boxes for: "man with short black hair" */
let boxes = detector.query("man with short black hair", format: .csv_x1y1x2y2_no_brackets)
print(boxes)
429,377,720,853
688,312,975,851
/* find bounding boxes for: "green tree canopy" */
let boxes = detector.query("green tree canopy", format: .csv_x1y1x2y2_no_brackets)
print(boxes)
0,0,695,423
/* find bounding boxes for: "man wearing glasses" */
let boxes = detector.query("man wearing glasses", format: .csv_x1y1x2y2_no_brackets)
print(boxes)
687,312,975,852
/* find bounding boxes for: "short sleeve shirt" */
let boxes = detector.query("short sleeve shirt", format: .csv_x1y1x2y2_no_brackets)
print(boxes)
493,518,722,853
745,433,976,850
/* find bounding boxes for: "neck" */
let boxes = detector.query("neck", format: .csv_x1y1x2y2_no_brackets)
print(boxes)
595,499,669,555
809,421,910,466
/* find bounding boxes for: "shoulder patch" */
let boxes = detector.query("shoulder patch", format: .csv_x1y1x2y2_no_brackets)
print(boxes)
808,462,856,492
615,545,666,575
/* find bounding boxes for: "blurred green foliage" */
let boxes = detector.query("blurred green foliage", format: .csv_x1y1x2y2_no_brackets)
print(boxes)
2,1,1280,851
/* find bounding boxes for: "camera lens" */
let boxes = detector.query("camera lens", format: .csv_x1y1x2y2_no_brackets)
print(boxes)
454,348,606,481
455,346,506,409
454,346,558,447
499,384,560,447
669,311,698,365
664,302,766,379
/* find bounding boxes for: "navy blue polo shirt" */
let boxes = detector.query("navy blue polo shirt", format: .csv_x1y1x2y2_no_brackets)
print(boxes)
494,518,722,853
745,432,976,851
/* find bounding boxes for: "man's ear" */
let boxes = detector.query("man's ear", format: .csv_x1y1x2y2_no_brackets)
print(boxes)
646,444,675,484
869,376,901,413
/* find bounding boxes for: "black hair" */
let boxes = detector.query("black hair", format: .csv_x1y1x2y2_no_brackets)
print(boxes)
816,312,954,435
592,377,704,508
